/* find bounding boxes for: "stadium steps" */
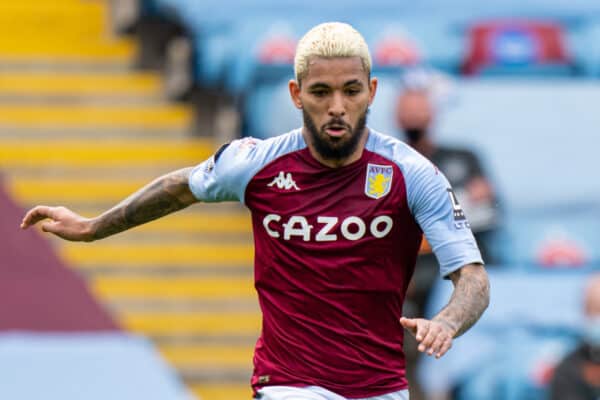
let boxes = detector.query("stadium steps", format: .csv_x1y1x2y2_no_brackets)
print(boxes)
0,139,213,169
91,276,257,300
60,241,254,269
0,72,162,98
0,103,192,130
190,384,253,400
0,2,134,65
123,311,261,337
0,1,258,399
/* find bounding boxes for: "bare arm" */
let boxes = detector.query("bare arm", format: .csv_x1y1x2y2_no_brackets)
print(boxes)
433,263,490,337
21,167,198,241
90,167,197,240
400,263,490,358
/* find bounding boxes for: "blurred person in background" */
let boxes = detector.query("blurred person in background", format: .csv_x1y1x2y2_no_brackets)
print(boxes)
549,273,600,400
20,22,490,400
396,69,499,262
395,70,499,399
395,68,499,316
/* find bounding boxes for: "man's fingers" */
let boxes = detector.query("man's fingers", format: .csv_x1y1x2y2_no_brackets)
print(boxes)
399,317,417,331
41,221,60,234
20,208,36,228
402,318,456,358
414,320,430,343
401,318,454,357
435,338,453,359
21,206,55,228
417,323,437,352
22,206,90,242
420,322,443,350
427,332,447,357
21,206,56,228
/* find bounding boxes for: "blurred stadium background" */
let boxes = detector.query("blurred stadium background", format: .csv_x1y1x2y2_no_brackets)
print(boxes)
0,0,598,399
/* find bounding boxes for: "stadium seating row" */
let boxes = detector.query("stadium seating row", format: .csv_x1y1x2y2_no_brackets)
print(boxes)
140,0,600,97
421,269,587,400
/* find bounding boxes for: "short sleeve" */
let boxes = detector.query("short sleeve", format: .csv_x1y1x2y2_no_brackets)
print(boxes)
188,130,307,204
188,138,257,203
406,160,484,278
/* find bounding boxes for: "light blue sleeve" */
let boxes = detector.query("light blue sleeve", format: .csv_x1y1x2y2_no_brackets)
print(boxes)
188,138,258,203
188,129,306,204
405,157,484,278
367,130,483,277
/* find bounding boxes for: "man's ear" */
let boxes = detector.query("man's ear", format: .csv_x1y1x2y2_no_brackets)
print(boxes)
289,79,303,109
368,77,378,106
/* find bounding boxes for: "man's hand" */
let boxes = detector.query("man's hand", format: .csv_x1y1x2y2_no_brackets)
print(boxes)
400,317,456,359
401,265,489,360
20,206,94,242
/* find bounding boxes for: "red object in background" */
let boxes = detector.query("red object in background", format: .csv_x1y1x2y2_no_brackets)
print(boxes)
531,361,556,386
462,20,570,75
0,178,118,332
537,238,587,267
374,36,420,67
258,35,297,64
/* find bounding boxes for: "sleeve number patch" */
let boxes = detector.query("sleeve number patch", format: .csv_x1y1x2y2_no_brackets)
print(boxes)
447,188,467,222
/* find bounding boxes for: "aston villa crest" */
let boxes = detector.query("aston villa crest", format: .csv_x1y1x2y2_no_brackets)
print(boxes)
365,163,393,199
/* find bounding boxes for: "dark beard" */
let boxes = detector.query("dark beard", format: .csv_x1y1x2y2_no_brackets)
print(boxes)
303,108,369,161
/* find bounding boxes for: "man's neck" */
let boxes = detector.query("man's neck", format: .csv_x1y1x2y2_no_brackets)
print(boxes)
302,127,369,169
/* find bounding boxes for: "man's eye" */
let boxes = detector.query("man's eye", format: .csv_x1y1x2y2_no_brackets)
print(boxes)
346,88,360,96
311,90,327,97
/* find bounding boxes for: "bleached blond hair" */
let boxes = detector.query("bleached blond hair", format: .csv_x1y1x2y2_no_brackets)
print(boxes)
294,22,372,84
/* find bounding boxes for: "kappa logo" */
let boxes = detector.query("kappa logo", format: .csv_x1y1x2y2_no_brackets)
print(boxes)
268,171,300,191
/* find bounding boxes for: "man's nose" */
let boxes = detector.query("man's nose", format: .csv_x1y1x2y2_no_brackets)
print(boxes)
328,92,346,117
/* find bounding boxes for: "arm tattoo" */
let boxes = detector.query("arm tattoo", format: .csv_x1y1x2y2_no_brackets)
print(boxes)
433,264,490,337
91,168,197,240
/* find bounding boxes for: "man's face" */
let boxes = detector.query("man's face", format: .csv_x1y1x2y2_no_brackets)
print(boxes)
289,56,377,161
396,90,433,140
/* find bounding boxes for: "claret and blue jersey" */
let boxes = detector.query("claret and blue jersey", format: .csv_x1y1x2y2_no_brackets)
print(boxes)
189,128,482,398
